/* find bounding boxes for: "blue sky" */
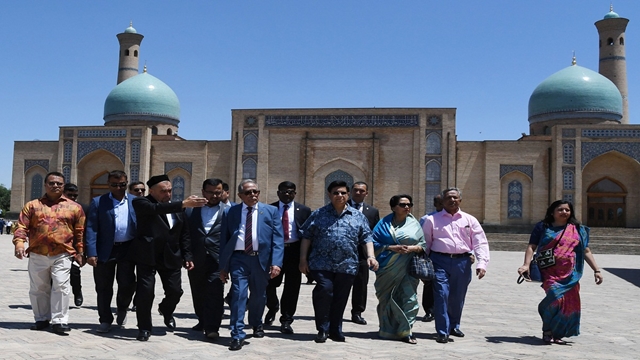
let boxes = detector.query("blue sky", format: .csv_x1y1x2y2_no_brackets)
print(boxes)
1,1,638,188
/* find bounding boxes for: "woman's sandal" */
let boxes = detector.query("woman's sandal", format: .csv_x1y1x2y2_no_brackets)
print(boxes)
552,338,567,345
542,332,553,344
402,336,417,344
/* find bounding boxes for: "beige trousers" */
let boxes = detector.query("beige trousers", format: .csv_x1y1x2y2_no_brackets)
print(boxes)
28,253,72,324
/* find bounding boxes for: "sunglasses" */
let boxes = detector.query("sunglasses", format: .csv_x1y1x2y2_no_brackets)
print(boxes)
397,203,414,208
132,188,146,193
332,191,348,196
242,189,260,195
278,190,296,195
47,182,64,187
109,182,128,188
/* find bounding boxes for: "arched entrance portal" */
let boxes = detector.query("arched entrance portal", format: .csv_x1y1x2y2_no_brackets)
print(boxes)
586,177,626,227
91,171,111,199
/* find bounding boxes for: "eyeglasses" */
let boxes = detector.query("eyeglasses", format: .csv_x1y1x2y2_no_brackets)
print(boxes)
278,190,296,195
109,182,128,188
332,191,348,196
47,182,64,187
242,189,260,195
397,203,414,208
203,190,223,196
131,188,146,193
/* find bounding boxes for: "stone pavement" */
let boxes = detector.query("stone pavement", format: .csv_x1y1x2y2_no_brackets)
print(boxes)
1,233,639,359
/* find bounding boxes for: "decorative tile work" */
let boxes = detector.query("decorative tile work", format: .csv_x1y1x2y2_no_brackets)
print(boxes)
131,129,142,137
130,165,139,182
164,162,192,175
499,165,533,180
243,132,258,153
77,141,126,164
242,159,257,181
31,174,43,200
62,166,71,183
63,130,74,138
77,129,127,138
131,141,141,163
171,176,185,202
562,128,576,138
582,129,640,138
426,160,441,181
562,143,574,164
324,170,354,204
245,116,259,127
507,180,523,219
63,141,73,163
24,159,49,173
265,114,419,127
581,142,640,168
426,132,441,155
563,170,574,190
425,183,441,214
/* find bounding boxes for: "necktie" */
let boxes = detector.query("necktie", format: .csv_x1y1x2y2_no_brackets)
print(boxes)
245,207,253,253
356,203,362,210
282,204,290,242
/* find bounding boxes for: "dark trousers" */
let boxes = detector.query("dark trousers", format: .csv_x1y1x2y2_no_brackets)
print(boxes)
311,270,355,335
135,263,183,331
188,258,224,333
350,260,369,315
229,252,270,340
93,242,136,324
431,252,472,336
266,241,302,324
70,263,81,296
422,280,434,315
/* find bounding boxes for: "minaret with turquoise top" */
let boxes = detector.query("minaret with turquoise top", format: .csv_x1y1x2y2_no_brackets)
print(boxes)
595,5,629,123
116,22,144,84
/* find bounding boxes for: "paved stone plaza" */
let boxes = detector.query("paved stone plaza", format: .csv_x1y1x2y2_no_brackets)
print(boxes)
1,233,638,359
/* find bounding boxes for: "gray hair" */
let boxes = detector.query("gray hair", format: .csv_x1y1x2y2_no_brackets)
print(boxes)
238,179,258,193
442,187,462,198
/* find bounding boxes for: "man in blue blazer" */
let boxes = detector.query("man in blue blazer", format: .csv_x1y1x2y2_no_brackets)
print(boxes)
219,179,284,351
85,170,138,333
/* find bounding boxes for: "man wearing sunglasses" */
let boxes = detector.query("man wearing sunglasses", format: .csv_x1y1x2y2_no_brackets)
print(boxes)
13,171,86,334
219,179,284,351
85,170,138,333
128,182,146,197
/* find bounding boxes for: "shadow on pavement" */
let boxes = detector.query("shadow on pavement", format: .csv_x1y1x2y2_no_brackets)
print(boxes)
485,335,549,346
602,268,640,288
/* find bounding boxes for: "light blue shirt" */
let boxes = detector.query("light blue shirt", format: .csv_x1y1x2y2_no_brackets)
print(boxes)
201,204,220,233
110,193,134,242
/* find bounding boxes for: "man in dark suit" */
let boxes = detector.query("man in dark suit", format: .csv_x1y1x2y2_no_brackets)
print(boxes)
131,174,206,341
219,179,284,351
264,181,311,335
186,178,231,339
347,181,380,325
63,183,85,307
85,171,137,333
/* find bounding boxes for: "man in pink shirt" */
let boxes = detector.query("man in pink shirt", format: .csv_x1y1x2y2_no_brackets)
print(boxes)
421,188,490,344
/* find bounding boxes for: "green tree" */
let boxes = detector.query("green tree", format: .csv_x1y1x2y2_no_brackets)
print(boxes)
0,184,10,215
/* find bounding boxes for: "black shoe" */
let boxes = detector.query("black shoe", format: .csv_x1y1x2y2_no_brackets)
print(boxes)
314,331,328,343
30,320,50,331
329,332,346,342
74,293,83,307
52,324,71,334
422,313,434,322
450,328,465,337
264,309,277,326
436,334,450,343
137,330,151,341
253,325,265,338
351,313,367,325
192,322,204,331
229,338,245,351
158,307,176,330
280,323,294,334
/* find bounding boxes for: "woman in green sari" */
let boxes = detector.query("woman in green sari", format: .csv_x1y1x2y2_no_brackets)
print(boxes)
372,195,426,344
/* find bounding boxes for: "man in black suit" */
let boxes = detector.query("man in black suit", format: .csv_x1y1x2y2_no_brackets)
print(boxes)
63,183,84,307
264,181,311,334
186,178,231,339
347,181,380,325
131,174,206,341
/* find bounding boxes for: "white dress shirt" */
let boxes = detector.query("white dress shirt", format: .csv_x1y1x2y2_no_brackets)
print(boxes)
234,203,259,251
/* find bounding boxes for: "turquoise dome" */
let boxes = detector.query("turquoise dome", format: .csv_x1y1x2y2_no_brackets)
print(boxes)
104,72,180,125
528,65,622,123
604,10,620,19
124,24,137,33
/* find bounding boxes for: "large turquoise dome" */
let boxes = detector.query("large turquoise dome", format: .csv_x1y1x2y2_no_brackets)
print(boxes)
528,65,622,123
104,72,180,125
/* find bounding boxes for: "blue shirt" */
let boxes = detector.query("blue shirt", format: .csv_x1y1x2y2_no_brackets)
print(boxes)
300,203,373,275
110,193,135,242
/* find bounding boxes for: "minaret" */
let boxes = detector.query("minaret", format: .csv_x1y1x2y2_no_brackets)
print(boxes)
595,5,629,123
116,22,144,84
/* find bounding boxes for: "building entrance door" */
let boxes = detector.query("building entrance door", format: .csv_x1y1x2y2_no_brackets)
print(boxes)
586,178,626,227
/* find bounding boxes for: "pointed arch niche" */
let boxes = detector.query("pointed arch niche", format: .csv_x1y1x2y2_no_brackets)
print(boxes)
77,150,124,203
311,158,365,210
500,170,532,224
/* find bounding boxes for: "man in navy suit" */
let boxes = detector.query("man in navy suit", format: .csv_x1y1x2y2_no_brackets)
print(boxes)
85,170,138,333
264,181,311,335
219,179,284,351
347,181,380,325
186,178,231,339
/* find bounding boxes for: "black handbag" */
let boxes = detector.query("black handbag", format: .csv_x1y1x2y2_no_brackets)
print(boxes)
408,251,435,281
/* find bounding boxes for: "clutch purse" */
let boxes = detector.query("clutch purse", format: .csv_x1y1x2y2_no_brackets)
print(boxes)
408,252,435,281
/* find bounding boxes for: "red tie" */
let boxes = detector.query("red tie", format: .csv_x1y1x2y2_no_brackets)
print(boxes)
283,204,290,242
245,207,253,253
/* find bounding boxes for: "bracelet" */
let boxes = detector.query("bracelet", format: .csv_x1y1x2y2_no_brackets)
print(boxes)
594,270,601,273
367,256,376,259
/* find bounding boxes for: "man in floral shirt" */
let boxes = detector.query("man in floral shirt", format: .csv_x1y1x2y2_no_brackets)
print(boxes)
13,171,86,334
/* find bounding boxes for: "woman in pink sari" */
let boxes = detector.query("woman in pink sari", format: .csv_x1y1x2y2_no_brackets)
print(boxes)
517,200,603,344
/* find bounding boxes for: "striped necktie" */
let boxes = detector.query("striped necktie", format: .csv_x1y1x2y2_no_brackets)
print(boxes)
245,207,253,253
